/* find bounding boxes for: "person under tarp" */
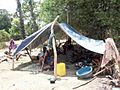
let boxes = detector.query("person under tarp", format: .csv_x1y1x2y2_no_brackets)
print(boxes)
13,22,106,63
37,46,54,71
0,51,14,63
62,37,73,54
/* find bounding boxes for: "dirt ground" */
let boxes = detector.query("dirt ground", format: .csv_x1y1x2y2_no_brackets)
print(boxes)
0,43,116,90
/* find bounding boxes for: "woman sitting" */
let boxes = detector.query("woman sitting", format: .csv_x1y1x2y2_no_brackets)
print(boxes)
62,37,73,55
37,46,53,71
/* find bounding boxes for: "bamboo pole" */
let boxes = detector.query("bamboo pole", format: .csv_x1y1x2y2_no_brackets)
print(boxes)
51,16,59,79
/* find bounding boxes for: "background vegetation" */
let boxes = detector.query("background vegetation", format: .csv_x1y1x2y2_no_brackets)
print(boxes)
0,30,10,49
0,0,119,49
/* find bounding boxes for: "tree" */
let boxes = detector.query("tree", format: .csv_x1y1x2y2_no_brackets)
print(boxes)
39,0,67,23
22,0,39,33
16,0,26,39
0,9,11,32
39,0,120,40
9,18,21,38
28,0,38,31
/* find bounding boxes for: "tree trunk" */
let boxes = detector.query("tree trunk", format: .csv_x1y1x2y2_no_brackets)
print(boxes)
29,0,38,32
16,0,26,39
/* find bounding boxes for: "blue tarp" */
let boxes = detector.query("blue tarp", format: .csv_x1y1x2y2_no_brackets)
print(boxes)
13,22,52,57
13,22,105,57
59,23,105,54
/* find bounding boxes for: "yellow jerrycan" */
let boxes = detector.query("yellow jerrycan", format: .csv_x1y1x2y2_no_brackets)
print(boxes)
57,62,66,76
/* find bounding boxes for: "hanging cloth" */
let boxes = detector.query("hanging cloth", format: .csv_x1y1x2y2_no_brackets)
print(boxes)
47,33,55,49
101,38,120,68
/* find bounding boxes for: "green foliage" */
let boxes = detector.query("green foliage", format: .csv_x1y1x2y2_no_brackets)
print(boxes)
114,36,120,48
0,9,11,32
24,23,33,36
16,0,26,39
22,0,39,33
0,30,10,42
9,18,20,38
39,0,67,23
39,0,120,40
0,42,7,49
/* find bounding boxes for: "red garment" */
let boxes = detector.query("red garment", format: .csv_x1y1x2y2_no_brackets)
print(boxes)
101,38,120,67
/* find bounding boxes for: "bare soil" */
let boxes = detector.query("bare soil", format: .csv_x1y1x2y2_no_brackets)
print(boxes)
0,41,113,90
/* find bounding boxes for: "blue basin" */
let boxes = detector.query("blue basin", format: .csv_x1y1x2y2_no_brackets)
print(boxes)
76,66,93,79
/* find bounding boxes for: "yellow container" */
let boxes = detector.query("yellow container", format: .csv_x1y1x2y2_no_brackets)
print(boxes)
57,63,66,76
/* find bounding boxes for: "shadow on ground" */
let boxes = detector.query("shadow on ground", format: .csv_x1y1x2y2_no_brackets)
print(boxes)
13,60,76,77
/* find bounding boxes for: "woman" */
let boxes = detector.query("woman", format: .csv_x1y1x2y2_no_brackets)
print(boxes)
38,46,53,71
9,39,17,55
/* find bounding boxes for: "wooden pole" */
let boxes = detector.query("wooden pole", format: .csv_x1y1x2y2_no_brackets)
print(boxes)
51,16,59,79
93,63,115,77
12,59,15,70
12,48,32,70
25,48,33,62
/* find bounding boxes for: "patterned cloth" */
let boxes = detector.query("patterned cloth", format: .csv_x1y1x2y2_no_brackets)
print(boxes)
101,38,120,68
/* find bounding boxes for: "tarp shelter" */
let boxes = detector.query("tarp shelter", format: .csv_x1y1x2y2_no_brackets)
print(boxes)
13,22,105,57
12,19,120,80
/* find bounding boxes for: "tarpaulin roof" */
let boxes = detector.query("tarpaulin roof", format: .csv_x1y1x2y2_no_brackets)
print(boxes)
13,22,52,57
13,22,105,57
59,23,105,54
